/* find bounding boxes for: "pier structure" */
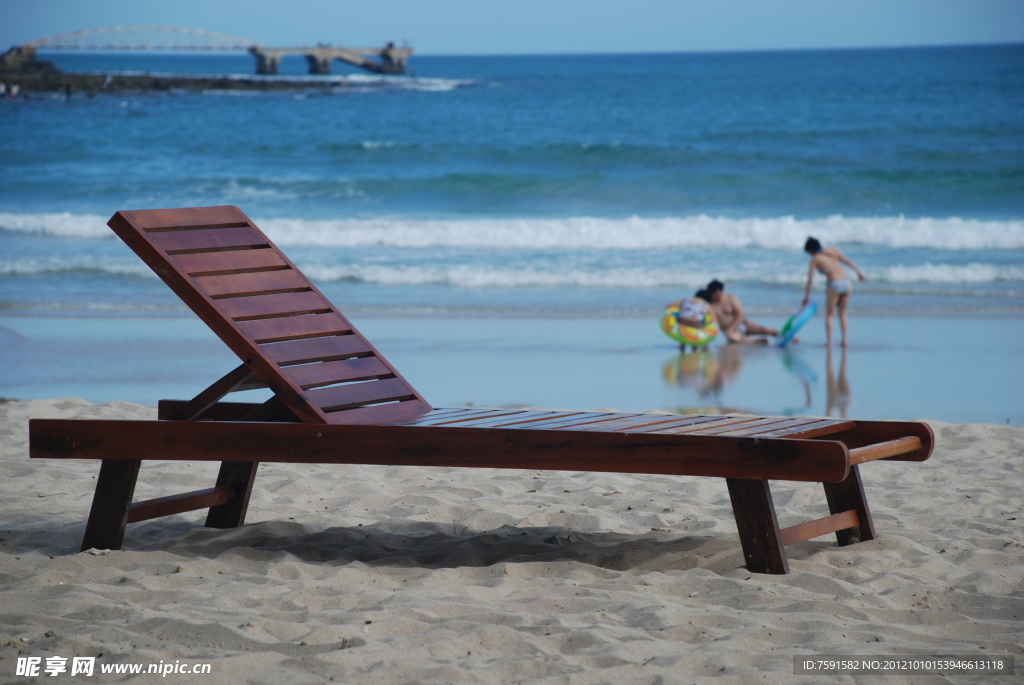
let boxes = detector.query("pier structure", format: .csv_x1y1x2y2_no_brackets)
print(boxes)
251,43,411,75
11,27,411,76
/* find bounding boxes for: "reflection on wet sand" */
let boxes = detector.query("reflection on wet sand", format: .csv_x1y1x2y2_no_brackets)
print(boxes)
662,345,745,395
781,346,853,416
661,345,750,414
826,347,851,417
662,344,854,417
782,348,817,409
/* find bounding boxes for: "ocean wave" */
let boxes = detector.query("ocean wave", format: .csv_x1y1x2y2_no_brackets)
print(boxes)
880,263,1024,283
0,212,113,239
299,264,709,288
297,263,1024,288
5,212,1023,250
2,255,1020,288
0,258,155,278
259,215,1024,251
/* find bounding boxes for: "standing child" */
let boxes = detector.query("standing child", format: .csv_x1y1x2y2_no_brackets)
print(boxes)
802,237,865,347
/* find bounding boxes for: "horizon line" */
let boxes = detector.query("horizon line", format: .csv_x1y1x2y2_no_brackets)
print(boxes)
29,39,1023,58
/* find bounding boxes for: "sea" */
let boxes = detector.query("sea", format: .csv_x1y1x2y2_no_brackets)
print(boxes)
1,45,1022,421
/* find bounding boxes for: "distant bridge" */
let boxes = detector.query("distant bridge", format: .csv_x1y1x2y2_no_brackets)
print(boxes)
6,26,410,75
26,26,258,51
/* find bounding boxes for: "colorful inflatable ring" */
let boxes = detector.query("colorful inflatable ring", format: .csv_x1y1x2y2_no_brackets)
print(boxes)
660,305,719,346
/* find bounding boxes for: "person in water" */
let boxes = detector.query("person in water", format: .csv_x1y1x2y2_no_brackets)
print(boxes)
802,237,866,347
706,279,777,344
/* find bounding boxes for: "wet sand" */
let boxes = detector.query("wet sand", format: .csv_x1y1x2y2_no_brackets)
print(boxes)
1,314,1022,423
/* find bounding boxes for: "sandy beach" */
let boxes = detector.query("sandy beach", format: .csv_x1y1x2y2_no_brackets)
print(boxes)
2,397,1021,683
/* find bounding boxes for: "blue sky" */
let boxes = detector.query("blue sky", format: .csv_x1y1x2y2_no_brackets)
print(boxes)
4,0,1024,55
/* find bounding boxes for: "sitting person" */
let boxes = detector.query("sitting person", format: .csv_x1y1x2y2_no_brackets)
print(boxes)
668,289,716,330
706,279,777,344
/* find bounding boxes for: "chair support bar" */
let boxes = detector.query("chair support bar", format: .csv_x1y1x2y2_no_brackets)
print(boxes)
849,436,921,465
126,486,234,524
779,509,860,547
165,363,255,421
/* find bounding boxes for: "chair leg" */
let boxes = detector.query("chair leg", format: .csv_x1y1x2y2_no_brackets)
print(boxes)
822,464,876,546
726,478,789,574
205,462,259,529
81,459,141,552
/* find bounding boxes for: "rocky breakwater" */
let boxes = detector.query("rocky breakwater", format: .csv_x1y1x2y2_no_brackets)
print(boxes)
0,47,359,96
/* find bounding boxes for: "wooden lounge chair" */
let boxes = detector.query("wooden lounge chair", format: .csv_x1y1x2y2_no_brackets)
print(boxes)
29,206,934,574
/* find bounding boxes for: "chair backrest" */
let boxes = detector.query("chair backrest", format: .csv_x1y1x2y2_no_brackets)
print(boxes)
109,206,431,425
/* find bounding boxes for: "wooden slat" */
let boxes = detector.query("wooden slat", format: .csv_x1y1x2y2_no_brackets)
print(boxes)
390,409,517,427
308,378,417,412
567,414,724,433
236,312,352,344
779,510,860,547
410,407,474,419
261,335,373,366
646,416,733,434
284,357,393,389
691,417,799,437
121,205,250,231
218,291,331,321
150,226,267,254
125,487,234,524
661,417,762,435
619,415,727,434
30,419,854,483
428,412,538,427
467,411,584,428
172,248,288,276
547,414,634,430
849,437,922,465
450,411,567,428
377,408,471,425
326,400,432,425
752,419,855,440
196,270,310,299
715,417,821,437
501,412,616,430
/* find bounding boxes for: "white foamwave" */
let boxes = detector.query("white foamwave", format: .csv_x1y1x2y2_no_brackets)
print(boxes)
361,140,407,149
0,212,112,239
298,263,714,288
296,262,1024,288
6,212,1023,250
257,215,1024,251
0,259,155,278
880,262,1024,283
2,253,1019,288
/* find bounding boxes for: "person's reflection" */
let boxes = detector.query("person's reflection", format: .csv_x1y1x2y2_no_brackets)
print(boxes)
825,347,852,417
662,345,744,396
781,348,816,409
